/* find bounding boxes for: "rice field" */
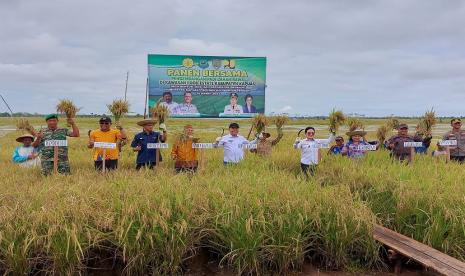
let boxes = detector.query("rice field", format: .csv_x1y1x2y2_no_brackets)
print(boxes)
0,117,464,275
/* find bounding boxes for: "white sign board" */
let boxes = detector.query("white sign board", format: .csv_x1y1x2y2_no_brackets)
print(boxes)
403,142,423,148
301,143,330,149
438,140,457,146
354,145,377,151
94,142,117,149
45,140,68,147
192,143,215,149
147,143,169,149
239,143,258,149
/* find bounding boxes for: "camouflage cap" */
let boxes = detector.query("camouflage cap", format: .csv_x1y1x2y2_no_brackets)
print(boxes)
45,114,58,121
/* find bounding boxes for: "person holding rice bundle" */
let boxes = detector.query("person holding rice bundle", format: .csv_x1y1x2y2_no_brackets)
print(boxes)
250,130,283,157
12,134,40,168
88,116,127,171
341,128,371,158
131,119,167,170
32,114,80,175
329,136,344,155
215,122,249,165
442,118,465,163
294,127,334,178
386,124,422,162
171,125,199,173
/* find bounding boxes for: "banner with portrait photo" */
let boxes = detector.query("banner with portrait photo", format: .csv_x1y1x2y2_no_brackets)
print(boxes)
148,54,266,118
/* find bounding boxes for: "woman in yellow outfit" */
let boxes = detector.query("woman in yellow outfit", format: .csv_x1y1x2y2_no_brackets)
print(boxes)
171,125,198,173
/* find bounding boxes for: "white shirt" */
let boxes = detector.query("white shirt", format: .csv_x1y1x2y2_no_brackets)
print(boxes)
294,134,334,165
217,134,249,163
173,103,199,114
224,104,243,114
17,146,41,168
160,101,178,113
294,139,320,165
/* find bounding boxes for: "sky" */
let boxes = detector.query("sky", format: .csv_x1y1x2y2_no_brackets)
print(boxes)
1,0,465,117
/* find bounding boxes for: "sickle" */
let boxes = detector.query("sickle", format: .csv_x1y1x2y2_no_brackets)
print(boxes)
297,128,305,137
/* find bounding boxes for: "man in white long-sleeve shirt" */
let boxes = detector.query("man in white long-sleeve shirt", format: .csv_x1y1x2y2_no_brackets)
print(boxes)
215,122,249,165
294,127,334,178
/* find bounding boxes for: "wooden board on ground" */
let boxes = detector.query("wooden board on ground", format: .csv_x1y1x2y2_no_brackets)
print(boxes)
373,224,465,276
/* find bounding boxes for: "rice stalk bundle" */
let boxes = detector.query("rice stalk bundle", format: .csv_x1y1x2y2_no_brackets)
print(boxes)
419,108,437,135
107,99,130,125
272,115,289,130
150,103,170,124
346,117,364,132
56,99,80,119
328,109,346,133
386,117,400,130
16,118,35,135
376,124,390,145
252,114,268,134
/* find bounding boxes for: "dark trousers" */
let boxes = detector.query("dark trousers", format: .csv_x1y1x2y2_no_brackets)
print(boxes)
136,162,157,170
94,160,118,171
301,163,317,178
450,156,465,163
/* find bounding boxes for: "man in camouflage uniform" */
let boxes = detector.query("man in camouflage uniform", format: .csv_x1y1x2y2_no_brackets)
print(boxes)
442,118,465,163
386,124,422,162
32,114,80,175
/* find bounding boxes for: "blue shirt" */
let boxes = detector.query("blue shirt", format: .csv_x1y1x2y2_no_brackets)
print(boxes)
130,131,165,164
329,145,344,155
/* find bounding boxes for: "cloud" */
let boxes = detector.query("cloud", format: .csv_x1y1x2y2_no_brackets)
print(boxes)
1,0,465,116
279,105,292,113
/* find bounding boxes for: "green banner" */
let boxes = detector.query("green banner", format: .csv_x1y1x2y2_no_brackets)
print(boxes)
148,54,266,118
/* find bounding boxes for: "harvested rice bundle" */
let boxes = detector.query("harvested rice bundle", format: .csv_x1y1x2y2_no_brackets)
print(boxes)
272,115,289,131
150,102,170,124
16,118,36,135
328,109,346,133
251,114,268,134
376,124,390,146
56,99,80,119
107,99,130,126
418,108,437,135
387,117,400,130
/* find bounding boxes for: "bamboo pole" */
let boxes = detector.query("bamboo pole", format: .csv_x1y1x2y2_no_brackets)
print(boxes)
53,146,58,174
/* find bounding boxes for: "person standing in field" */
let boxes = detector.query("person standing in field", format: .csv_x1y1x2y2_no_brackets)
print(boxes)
171,125,199,173
386,124,422,162
294,127,334,178
12,134,40,168
215,122,249,165
442,118,465,163
32,114,80,175
160,91,178,114
341,129,372,159
131,119,167,170
328,136,344,155
250,128,283,157
88,116,127,171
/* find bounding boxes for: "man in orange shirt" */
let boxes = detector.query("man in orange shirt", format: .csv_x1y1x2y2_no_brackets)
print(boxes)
88,116,127,171
171,125,198,173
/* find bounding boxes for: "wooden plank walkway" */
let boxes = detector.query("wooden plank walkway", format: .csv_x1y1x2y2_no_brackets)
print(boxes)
373,224,465,275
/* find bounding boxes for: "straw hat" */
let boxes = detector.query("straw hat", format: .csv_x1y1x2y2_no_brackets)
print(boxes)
346,128,367,137
256,132,271,139
16,134,35,143
137,119,157,126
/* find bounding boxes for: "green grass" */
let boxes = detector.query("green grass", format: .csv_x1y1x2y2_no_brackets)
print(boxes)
0,117,463,274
